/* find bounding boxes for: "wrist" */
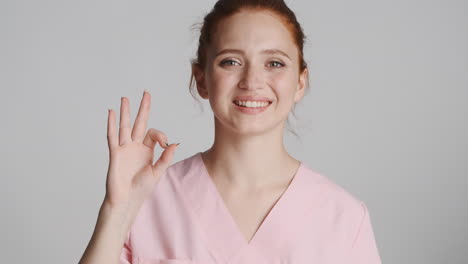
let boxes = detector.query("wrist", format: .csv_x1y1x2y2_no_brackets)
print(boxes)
97,200,133,238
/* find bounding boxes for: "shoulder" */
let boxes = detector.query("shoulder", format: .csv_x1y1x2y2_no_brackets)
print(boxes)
164,152,201,180
300,164,369,224
153,151,204,192
166,153,194,172
299,164,373,247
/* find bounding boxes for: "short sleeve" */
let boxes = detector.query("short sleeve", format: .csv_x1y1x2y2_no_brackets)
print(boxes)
349,202,382,263
119,230,132,264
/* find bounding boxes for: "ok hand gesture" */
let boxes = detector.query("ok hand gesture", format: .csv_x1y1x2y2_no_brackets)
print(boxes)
105,90,179,213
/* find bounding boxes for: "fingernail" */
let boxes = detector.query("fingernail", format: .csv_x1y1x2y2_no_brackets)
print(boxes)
175,143,181,146
165,142,169,147
144,89,149,94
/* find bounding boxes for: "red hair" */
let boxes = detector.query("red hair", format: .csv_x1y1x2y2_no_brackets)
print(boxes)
189,0,310,137
189,0,309,136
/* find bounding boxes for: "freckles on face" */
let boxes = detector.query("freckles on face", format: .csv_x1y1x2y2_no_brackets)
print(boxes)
210,61,297,106
201,9,304,127
207,9,300,86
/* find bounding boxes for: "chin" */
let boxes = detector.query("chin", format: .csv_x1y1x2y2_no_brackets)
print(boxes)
230,121,282,137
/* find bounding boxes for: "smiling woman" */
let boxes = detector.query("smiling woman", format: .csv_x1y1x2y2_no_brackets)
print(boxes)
191,10,308,141
78,1,382,264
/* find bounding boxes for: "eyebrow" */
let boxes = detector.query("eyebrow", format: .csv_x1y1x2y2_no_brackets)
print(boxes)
215,48,291,60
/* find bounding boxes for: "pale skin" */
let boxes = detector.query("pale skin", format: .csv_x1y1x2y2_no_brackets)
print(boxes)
79,92,179,263
194,10,308,243
79,8,308,263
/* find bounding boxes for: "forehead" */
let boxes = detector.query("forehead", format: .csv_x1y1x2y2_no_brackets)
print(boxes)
210,10,298,58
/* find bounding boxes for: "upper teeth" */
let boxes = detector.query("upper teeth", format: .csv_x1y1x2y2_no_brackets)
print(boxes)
234,100,270,108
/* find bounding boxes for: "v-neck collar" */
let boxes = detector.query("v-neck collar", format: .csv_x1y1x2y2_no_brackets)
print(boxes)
180,152,316,263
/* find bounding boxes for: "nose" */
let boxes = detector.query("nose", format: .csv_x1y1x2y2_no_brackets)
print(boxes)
238,63,263,90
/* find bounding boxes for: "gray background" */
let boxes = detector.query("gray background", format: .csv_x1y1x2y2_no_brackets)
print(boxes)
1,0,466,263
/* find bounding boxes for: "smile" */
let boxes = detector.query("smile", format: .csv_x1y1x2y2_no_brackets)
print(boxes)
233,100,271,107
232,100,272,115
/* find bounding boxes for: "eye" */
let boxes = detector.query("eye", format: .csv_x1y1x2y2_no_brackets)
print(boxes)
220,59,241,66
268,61,285,68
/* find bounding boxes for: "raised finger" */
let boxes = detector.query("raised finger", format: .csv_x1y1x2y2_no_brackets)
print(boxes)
119,97,132,145
107,109,118,151
131,90,150,143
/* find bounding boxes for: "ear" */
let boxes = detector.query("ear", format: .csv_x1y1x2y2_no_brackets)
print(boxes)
192,63,209,99
294,68,308,103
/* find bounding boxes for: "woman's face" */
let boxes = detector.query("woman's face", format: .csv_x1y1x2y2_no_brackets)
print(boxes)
196,9,307,135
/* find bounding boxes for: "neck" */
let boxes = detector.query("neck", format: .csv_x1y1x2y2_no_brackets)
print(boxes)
200,117,301,192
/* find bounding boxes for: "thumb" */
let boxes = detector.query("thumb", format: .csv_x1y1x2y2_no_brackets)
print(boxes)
152,143,180,177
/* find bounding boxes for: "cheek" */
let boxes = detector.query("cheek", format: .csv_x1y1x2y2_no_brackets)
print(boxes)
267,71,290,85
206,70,236,107
209,69,238,92
212,70,234,84
267,71,298,98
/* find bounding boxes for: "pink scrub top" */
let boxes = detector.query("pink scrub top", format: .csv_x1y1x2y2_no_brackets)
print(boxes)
119,152,382,264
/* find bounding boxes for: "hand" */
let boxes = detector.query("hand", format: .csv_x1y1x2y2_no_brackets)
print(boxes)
104,90,179,211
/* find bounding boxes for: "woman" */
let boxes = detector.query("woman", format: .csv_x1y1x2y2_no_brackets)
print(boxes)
79,0,382,263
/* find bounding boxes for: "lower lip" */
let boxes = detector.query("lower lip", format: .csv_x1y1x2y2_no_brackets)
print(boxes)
232,101,272,114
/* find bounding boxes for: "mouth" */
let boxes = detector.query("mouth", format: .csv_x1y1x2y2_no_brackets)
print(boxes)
231,100,273,115
232,100,273,108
